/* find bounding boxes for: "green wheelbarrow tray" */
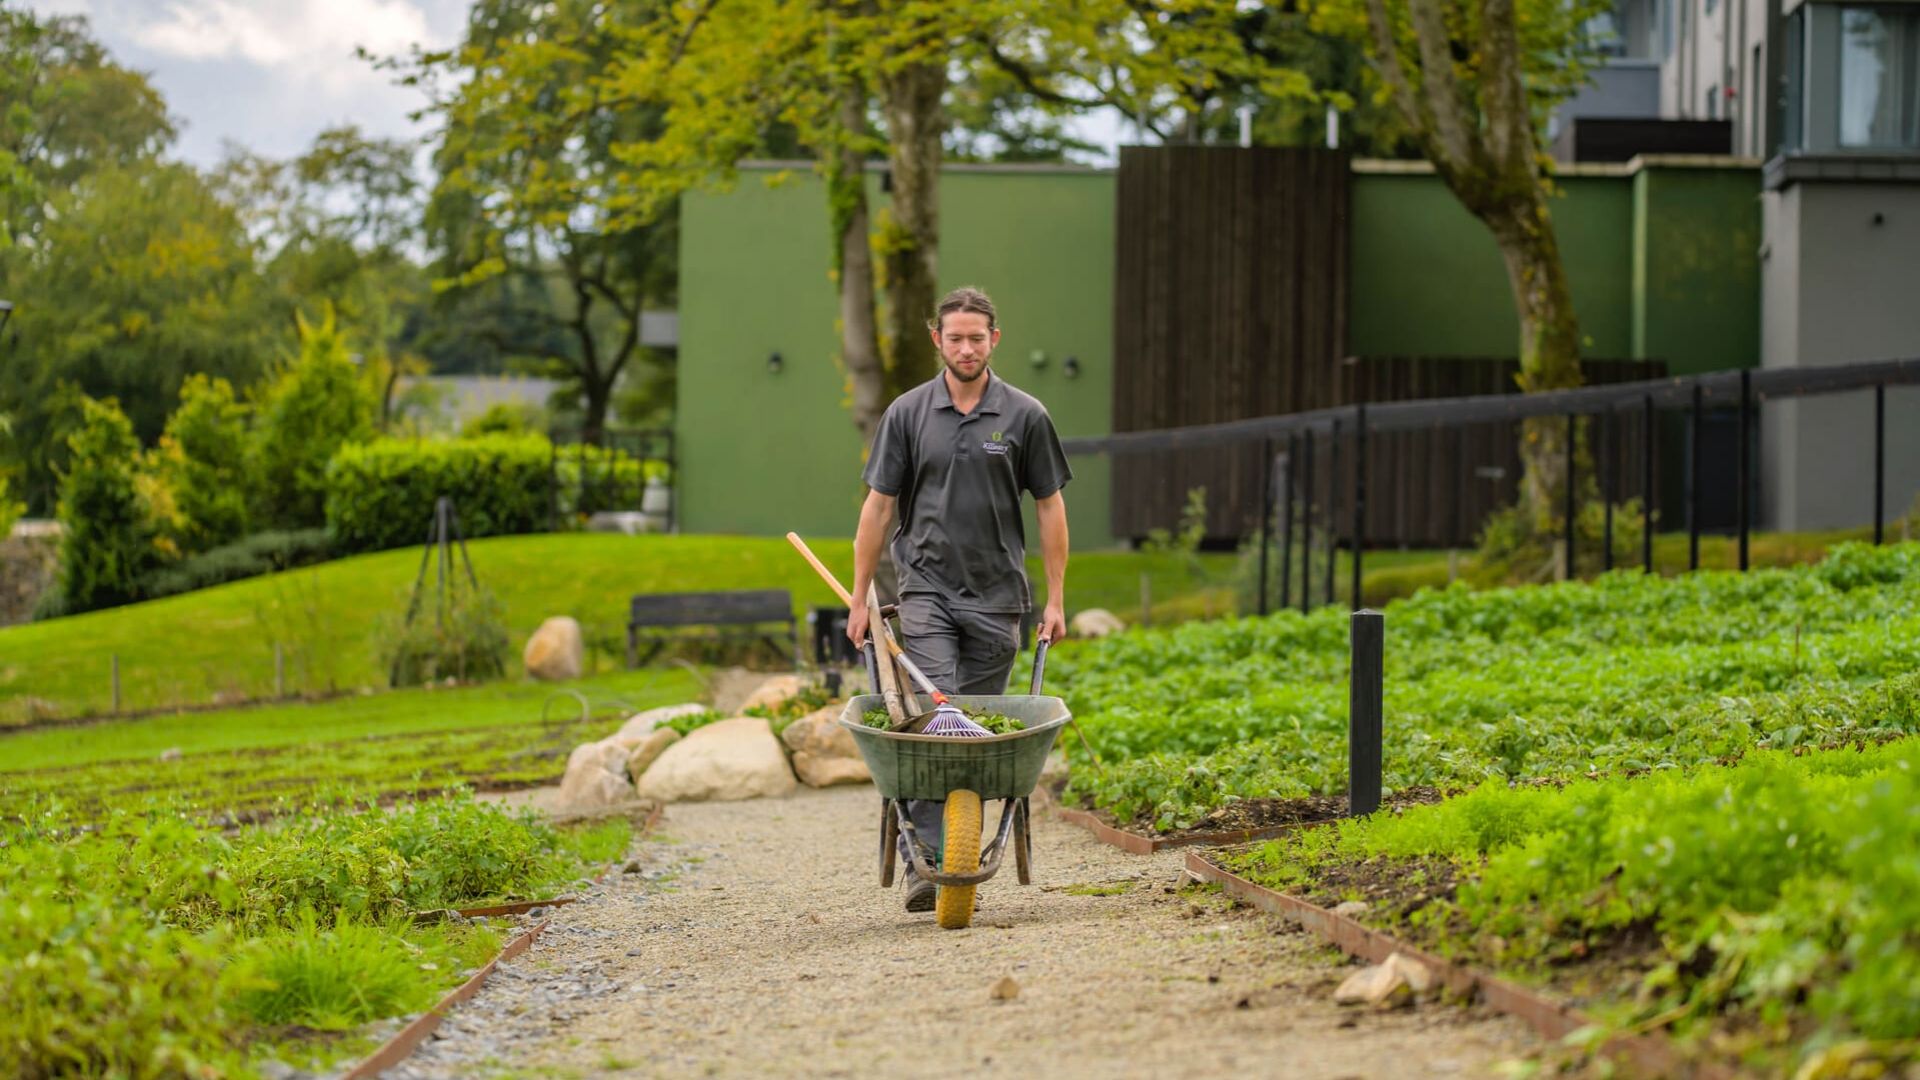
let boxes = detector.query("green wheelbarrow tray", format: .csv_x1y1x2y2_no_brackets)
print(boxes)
839,694,1069,889
837,694,1069,802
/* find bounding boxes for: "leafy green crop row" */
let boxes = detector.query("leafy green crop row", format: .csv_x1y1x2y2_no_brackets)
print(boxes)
1224,739,1920,1072
1051,544,1920,829
2,793,625,1076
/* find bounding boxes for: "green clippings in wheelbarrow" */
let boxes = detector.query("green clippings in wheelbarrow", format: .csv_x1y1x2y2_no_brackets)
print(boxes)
838,694,1070,802
861,708,1027,734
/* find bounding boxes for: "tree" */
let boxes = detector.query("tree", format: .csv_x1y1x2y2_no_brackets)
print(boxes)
251,308,377,530
0,162,273,512
1313,0,1611,520
0,10,175,257
152,374,252,554
402,0,677,445
55,396,157,613
596,0,1309,439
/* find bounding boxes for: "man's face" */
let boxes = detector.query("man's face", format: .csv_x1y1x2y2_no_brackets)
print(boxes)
931,311,998,383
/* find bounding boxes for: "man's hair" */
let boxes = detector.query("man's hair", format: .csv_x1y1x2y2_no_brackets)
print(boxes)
929,286,997,332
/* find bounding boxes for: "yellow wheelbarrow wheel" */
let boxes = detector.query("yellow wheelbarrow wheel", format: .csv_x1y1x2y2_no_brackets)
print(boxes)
935,789,982,930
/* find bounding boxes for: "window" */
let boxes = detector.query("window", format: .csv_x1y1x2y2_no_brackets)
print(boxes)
1782,8,1805,151
1839,6,1920,149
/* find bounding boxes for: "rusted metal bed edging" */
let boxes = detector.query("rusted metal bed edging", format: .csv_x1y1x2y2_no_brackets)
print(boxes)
349,802,666,1078
1183,851,1737,1080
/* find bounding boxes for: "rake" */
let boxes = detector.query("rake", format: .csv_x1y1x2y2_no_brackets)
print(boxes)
786,532,987,737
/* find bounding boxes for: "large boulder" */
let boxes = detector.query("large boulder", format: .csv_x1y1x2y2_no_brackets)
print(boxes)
523,617,585,681
1069,608,1127,639
555,737,635,814
614,703,708,744
636,717,797,802
738,674,809,713
780,705,869,788
624,728,681,784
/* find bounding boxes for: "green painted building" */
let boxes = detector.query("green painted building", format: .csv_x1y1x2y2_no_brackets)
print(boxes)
677,155,1760,545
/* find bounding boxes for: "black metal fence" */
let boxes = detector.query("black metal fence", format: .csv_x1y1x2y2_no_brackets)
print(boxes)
546,427,676,532
1062,357,1920,614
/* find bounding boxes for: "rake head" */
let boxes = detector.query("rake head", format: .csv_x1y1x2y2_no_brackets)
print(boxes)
919,703,992,738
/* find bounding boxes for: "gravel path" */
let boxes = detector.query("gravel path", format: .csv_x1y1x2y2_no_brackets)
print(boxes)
397,785,1537,1079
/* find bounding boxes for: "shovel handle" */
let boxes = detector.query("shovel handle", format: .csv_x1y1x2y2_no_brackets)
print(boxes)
785,532,939,700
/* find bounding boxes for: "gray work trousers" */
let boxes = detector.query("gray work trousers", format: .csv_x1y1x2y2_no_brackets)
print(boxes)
893,594,1022,869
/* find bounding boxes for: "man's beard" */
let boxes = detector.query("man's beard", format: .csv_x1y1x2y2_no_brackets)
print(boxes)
944,355,990,383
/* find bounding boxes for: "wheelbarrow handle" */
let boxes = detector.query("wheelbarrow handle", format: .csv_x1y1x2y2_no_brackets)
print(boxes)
1029,638,1050,695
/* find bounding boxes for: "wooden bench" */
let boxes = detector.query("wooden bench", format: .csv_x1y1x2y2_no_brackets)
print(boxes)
625,589,800,668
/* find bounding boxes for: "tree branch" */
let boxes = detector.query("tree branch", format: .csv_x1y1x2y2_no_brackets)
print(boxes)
1405,0,1483,181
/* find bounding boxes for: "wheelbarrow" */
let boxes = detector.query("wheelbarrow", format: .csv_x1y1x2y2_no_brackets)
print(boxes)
838,642,1069,930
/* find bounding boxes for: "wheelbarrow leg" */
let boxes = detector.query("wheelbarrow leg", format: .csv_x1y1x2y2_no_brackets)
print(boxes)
879,797,899,888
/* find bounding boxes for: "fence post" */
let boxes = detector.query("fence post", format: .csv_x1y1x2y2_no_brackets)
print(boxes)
1563,412,1577,578
1258,438,1274,616
1601,408,1614,572
1738,369,1751,571
1300,433,1315,615
1348,610,1384,818
1326,417,1341,608
111,654,121,715
1351,405,1367,609
1688,382,1703,571
1451,425,1465,550
1874,384,1886,544
1643,394,1656,573
1279,435,1295,612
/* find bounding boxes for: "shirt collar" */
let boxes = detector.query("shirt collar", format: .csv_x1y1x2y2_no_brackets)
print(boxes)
932,369,1005,416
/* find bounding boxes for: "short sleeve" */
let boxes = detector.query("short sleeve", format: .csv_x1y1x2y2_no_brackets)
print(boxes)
861,403,911,495
1022,408,1073,499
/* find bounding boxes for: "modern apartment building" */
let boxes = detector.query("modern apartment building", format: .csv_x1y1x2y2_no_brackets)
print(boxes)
1564,0,1920,530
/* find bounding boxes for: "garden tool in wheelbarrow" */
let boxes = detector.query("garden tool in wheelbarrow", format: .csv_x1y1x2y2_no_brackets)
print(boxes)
784,532,979,734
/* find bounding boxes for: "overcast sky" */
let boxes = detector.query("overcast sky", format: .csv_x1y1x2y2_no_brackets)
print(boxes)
26,0,1129,170
26,0,471,167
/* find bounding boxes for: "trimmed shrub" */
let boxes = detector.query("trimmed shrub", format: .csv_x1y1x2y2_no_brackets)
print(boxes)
55,397,160,614
325,435,552,553
252,307,376,531
154,373,253,554
139,528,332,600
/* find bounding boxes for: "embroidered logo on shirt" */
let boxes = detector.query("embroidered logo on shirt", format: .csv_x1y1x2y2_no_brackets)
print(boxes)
982,431,1010,455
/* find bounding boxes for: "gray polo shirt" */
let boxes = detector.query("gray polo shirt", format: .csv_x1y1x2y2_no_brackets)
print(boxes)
862,371,1072,613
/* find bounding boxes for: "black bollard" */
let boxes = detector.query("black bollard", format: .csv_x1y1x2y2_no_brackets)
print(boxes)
1348,610,1384,818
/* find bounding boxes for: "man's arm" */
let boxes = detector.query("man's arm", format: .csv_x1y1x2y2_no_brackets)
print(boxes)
846,488,896,647
1035,491,1069,643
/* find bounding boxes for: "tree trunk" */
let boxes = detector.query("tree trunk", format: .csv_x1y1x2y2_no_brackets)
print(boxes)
828,81,887,443
878,58,944,400
1481,187,1584,524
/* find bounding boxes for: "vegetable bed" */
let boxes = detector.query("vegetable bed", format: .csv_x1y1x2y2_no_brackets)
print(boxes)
1216,739,1920,1074
1049,543,1920,831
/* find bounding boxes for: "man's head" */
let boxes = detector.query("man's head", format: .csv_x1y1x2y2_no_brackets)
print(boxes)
928,286,999,384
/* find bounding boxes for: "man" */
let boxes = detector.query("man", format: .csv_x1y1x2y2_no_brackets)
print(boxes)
847,285,1072,913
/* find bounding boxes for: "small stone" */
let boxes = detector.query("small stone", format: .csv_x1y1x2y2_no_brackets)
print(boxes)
989,975,1020,1002
624,860,643,874
1207,972,1221,984
1331,900,1371,918
1333,957,1416,1009
527,906,548,918
158,747,183,762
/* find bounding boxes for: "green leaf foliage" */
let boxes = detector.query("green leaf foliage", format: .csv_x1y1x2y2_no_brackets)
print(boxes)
1056,543,1920,829
1227,737,1920,1068
251,307,376,531
54,396,159,613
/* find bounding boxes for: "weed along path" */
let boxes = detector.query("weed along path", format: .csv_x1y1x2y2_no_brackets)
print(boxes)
397,786,1535,1079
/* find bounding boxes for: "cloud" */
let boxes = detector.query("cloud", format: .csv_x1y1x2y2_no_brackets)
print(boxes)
131,0,434,88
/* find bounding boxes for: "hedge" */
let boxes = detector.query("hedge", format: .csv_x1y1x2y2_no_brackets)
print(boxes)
324,436,661,554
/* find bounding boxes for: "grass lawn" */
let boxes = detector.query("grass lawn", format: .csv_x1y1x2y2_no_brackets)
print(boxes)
0,667,703,818
0,533,1233,721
